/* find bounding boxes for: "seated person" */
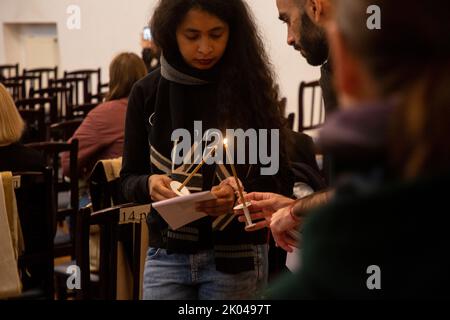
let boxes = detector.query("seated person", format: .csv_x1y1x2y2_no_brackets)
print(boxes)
0,83,47,291
62,52,148,180
0,83,45,172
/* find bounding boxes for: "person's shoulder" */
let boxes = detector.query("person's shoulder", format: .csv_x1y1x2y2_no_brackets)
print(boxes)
128,68,162,114
90,99,127,114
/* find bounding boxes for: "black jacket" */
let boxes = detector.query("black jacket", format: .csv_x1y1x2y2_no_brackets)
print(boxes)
268,101,450,298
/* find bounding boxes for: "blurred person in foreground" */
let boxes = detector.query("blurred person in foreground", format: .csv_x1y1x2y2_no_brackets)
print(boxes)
266,0,450,299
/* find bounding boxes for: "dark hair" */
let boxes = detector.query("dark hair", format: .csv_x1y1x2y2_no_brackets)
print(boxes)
150,0,287,132
106,52,148,101
335,0,450,177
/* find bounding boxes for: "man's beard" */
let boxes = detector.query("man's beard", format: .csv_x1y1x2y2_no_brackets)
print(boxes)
296,12,329,66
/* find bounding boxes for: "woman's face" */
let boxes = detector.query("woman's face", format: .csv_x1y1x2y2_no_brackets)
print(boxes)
176,9,229,70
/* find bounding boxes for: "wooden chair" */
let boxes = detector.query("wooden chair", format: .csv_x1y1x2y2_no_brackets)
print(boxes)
30,86,73,123
15,96,58,125
12,168,55,300
49,77,89,116
0,63,19,80
23,67,58,91
64,69,102,103
286,113,295,131
99,82,109,101
70,102,98,119
19,108,47,143
298,80,325,132
3,75,40,99
25,140,79,259
75,205,148,300
89,160,125,212
3,81,23,101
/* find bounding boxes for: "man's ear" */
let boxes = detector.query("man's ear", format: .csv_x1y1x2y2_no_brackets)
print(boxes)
307,0,324,24
327,21,364,107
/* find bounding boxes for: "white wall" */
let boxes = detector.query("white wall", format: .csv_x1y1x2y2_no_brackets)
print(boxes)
0,0,320,118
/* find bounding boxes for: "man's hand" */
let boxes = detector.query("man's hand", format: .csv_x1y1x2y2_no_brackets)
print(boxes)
270,206,302,253
196,184,235,217
271,190,333,251
235,192,295,231
148,175,177,202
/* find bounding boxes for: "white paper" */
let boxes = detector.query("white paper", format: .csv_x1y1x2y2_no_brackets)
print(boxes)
286,248,302,273
286,230,303,272
152,191,217,230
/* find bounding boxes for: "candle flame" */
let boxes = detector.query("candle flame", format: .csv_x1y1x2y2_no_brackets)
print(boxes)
223,138,228,146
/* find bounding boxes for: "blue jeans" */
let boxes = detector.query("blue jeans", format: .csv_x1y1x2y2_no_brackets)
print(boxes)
142,245,268,300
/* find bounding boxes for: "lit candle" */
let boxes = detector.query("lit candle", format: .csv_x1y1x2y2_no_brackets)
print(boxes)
223,139,254,228
178,145,216,192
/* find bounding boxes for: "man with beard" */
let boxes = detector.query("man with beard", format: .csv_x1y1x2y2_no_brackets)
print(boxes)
236,0,336,258
278,0,337,115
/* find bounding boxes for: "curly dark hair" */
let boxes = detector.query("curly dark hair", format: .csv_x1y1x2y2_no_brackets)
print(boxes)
150,0,287,134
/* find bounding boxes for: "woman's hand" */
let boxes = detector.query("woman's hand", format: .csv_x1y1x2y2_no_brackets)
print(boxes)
196,184,235,217
148,175,177,202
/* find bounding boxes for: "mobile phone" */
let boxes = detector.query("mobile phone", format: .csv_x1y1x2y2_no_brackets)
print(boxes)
143,26,152,41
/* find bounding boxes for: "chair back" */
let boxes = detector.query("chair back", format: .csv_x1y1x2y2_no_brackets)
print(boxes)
49,77,89,114
3,75,40,99
99,82,109,101
75,205,148,300
23,67,58,90
25,140,79,258
30,86,72,123
0,63,19,80
3,81,23,101
50,119,83,142
64,69,102,103
298,80,325,132
13,168,55,299
15,96,58,124
89,160,125,212
18,108,47,143
71,102,98,119
286,113,295,131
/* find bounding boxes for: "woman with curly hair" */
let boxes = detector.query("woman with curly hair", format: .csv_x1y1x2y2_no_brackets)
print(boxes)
121,0,293,300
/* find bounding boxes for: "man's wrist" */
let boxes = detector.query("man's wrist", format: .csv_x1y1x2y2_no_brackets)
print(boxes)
289,205,301,223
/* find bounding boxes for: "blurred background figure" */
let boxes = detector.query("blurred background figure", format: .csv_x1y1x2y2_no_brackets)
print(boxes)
0,83,45,172
62,52,147,206
141,27,161,73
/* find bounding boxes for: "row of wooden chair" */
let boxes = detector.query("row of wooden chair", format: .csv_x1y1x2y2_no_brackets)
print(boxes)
17,99,96,144
9,167,145,300
1,64,108,127
3,65,325,133
1,64,105,99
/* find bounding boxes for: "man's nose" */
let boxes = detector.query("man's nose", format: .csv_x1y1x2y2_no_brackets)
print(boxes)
287,32,295,47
